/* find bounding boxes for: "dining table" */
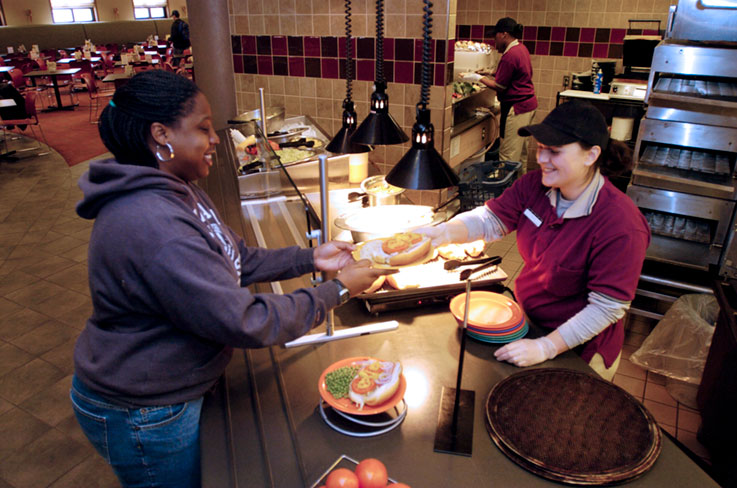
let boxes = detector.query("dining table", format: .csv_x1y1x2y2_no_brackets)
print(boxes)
56,56,102,64
102,72,134,89
23,68,80,112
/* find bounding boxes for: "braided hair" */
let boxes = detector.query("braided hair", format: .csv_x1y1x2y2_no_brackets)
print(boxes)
98,70,200,168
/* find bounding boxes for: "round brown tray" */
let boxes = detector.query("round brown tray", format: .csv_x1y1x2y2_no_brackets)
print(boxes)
485,368,662,485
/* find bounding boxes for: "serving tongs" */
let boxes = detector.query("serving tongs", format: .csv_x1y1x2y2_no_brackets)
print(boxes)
444,255,500,271
278,138,315,149
458,255,502,281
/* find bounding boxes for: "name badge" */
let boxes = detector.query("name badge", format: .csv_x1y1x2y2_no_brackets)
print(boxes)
523,208,542,227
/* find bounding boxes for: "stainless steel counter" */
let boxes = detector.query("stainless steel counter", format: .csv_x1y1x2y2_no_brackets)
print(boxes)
200,298,719,487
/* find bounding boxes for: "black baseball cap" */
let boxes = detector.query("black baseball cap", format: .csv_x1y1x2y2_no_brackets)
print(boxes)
494,18,518,34
518,101,609,149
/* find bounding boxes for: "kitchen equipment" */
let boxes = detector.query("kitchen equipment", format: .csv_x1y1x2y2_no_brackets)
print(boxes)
459,256,502,281
609,79,648,101
279,138,315,149
666,0,737,42
228,106,285,131
268,126,310,144
457,160,521,211
359,175,405,206
444,255,500,271
626,38,737,274
334,205,442,242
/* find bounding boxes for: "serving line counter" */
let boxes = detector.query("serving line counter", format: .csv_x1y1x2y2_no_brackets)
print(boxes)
198,128,718,487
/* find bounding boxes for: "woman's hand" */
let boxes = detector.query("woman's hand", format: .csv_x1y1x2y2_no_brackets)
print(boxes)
494,336,558,367
314,240,355,272
336,260,397,296
459,72,484,83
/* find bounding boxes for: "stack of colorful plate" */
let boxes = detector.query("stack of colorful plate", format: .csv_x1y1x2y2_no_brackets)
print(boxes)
449,291,528,344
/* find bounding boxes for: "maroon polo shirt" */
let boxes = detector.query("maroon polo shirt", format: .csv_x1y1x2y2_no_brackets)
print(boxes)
487,171,650,366
494,42,538,116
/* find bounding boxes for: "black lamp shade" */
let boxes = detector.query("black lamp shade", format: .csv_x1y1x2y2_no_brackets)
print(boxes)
326,101,371,154
386,107,459,190
351,82,408,146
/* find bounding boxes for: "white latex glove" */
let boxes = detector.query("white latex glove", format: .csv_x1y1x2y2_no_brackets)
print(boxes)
494,336,557,367
414,223,455,247
460,72,484,83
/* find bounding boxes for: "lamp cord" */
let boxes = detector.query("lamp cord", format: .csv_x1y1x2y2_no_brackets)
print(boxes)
419,0,433,109
375,0,384,83
344,0,354,103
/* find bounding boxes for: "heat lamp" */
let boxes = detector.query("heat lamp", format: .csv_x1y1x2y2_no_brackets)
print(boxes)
350,0,408,146
385,0,459,191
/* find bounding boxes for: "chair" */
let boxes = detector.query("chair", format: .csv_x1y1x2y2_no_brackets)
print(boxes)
0,91,50,155
81,73,113,124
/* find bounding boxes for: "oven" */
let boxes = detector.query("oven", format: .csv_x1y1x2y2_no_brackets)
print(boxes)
626,1,737,279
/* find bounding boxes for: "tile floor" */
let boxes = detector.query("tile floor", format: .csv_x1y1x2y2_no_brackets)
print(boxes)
0,136,712,487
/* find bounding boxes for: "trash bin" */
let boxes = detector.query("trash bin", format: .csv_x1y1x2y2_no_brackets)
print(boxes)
630,294,718,408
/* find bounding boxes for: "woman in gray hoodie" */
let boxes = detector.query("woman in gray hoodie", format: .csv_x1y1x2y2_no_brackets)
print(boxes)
70,70,390,488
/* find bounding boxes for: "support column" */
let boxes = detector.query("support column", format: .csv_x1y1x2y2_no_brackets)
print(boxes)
186,0,236,130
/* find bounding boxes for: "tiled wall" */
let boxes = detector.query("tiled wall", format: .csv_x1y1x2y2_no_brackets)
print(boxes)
228,0,456,203
227,0,675,180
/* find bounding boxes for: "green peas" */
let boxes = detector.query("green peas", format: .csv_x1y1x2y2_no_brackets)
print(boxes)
325,365,360,399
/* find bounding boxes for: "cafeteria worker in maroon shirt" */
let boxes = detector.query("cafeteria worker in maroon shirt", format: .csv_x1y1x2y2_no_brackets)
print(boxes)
420,101,650,380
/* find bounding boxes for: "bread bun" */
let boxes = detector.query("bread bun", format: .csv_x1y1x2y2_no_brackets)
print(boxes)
466,239,486,258
358,232,431,267
348,360,403,410
437,243,466,261
363,275,386,294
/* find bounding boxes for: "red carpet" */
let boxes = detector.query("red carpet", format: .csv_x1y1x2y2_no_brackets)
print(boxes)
12,89,109,166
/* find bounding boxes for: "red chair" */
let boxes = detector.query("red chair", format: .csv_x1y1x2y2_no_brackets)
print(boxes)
8,68,30,93
0,91,50,155
81,73,113,123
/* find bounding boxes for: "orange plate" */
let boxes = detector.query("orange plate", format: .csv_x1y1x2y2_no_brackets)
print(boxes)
351,241,435,269
450,291,523,330
318,356,407,416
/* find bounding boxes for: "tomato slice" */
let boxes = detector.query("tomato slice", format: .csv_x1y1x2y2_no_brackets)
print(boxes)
381,236,409,254
351,376,376,395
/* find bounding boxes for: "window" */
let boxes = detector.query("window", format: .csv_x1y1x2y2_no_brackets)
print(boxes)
50,0,96,23
133,0,167,19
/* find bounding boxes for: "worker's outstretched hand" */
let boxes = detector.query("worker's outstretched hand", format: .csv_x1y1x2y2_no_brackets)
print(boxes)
415,220,470,248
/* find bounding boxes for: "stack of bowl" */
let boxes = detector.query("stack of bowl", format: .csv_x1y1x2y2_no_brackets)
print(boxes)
449,291,528,343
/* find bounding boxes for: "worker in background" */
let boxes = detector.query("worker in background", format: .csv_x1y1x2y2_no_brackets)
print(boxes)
460,17,537,171
170,10,190,67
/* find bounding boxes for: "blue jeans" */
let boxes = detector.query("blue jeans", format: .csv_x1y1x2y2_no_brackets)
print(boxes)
70,375,203,488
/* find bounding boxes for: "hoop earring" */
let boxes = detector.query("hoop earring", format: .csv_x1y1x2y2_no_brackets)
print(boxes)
155,142,175,162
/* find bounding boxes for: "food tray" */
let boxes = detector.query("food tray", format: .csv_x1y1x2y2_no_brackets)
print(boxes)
457,160,521,211
357,258,508,314
485,368,662,485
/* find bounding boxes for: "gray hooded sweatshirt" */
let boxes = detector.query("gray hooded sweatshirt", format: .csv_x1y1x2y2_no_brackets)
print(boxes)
75,159,339,406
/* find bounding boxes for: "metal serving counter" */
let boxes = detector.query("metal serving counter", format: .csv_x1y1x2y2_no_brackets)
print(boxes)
197,146,718,487
200,300,718,487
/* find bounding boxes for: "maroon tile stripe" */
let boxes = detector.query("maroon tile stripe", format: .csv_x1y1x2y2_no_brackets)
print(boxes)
231,34,451,85
230,26,647,84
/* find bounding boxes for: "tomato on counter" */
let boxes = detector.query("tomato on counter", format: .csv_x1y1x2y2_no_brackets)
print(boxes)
325,467,359,488
355,458,388,488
